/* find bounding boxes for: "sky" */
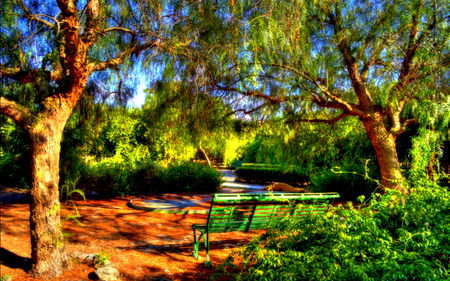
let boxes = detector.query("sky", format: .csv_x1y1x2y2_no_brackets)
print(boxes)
129,80,147,108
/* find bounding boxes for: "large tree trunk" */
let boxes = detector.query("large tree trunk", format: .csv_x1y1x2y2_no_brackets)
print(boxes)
361,112,407,194
28,111,71,276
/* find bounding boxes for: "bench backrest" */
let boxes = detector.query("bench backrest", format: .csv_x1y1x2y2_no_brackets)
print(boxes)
206,192,339,233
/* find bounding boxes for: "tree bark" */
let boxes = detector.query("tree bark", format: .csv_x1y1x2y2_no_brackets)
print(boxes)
28,119,68,276
27,96,80,276
361,112,407,194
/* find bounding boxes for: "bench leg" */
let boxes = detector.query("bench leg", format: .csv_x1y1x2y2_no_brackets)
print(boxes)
204,231,212,268
193,228,200,259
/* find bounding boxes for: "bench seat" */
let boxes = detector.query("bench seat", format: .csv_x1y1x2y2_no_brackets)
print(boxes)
192,192,339,267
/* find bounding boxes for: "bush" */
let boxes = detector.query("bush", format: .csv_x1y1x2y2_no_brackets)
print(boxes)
162,161,224,193
214,184,450,281
234,166,309,186
77,158,131,198
229,159,243,169
309,161,380,200
241,163,296,169
77,157,162,198
133,160,163,195
77,159,224,197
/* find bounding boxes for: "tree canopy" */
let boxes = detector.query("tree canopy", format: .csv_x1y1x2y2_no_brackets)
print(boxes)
181,0,450,192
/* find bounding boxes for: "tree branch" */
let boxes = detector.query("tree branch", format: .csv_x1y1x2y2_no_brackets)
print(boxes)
0,96,33,131
103,27,137,34
216,85,296,105
88,40,161,73
19,0,54,28
1,65,64,83
251,63,361,114
356,2,396,62
81,0,101,45
226,104,266,117
311,95,362,115
288,112,352,125
327,2,373,109
393,2,437,94
390,118,418,137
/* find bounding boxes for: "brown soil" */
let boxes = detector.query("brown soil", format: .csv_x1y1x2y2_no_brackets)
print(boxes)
0,188,264,281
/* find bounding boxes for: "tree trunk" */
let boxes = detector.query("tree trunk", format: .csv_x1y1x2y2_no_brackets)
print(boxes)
28,113,71,276
361,112,407,194
198,146,212,167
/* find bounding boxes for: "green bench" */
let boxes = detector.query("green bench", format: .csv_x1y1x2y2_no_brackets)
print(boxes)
192,192,340,267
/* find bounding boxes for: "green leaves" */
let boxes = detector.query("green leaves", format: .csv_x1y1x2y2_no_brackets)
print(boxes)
162,161,224,193
215,184,450,280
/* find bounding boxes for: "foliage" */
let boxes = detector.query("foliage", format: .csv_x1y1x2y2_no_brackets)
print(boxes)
235,166,308,186
229,160,243,169
161,161,224,193
140,83,250,166
78,157,224,197
132,160,164,195
407,96,450,182
0,117,30,189
309,160,380,201
240,118,377,167
236,118,380,197
94,249,114,268
214,183,450,281
77,156,159,198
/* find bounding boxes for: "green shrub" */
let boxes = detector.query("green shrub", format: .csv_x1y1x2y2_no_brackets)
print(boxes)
229,159,243,169
214,184,450,281
242,163,282,168
234,166,309,186
242,163,296,169
78,157,163,198
78,159,223,197
309,161,380,200
162,161,224,193
77,158,128,198
133,160,163,195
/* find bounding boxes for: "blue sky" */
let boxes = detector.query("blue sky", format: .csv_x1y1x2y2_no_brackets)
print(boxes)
129,80,147,108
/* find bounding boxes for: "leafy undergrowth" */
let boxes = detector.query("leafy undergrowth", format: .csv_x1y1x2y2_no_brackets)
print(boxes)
214,183,450,280
77,159,224,198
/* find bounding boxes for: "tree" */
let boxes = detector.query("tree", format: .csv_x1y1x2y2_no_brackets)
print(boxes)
0,0,188,276
196,0,450,193
140,79,237,165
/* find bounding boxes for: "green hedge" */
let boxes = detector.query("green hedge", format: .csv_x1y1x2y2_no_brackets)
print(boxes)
161,161,224,194
77,159,162,198
77,159,223,198
235,166,309,186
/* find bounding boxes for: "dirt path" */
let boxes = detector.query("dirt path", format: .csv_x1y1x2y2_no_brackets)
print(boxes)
0,195,263,281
